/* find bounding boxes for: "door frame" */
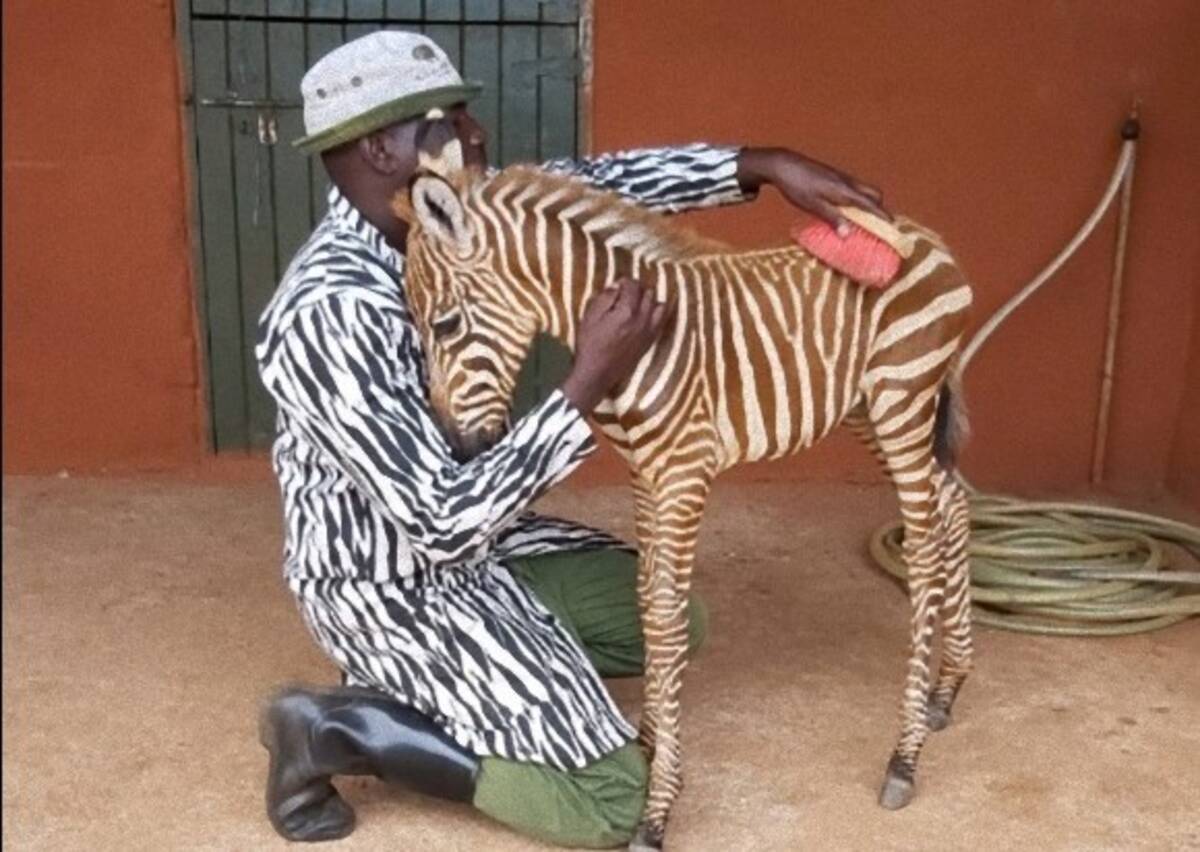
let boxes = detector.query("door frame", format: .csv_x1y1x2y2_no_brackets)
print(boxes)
173,0,218,454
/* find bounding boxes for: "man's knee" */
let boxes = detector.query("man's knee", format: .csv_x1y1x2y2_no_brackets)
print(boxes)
474,744,647,849
583,743,648,846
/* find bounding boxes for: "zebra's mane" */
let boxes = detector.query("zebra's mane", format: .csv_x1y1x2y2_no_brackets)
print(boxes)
478,164,732,260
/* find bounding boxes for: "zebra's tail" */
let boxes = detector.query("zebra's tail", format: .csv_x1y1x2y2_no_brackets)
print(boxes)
932,364,969,472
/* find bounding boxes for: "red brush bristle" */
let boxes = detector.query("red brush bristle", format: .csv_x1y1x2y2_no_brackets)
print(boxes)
790,220,902,288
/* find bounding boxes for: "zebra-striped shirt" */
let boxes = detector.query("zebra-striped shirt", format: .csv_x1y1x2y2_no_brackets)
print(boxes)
256,143,749,771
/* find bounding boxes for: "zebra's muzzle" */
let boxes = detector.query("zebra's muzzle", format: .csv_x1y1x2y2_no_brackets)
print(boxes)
445,425,506,463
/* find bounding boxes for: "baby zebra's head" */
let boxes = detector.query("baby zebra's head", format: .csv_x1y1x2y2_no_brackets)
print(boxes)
393,169,540,461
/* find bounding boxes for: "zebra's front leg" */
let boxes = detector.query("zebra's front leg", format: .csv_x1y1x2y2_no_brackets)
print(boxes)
629,473,711,852
631,480,662,759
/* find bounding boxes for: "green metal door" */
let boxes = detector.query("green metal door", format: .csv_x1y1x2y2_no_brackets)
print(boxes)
181,0,583,450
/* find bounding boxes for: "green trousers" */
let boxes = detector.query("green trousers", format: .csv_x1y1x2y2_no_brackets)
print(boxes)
470,548,708,849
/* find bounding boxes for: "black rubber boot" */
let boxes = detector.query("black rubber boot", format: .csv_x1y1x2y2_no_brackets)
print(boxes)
258,684,481,842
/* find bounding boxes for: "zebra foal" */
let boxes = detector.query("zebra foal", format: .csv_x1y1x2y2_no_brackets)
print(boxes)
393,164,975,850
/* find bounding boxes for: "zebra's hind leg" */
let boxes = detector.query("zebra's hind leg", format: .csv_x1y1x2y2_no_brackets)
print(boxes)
927,475,973,731
848,407,959,732
867,395,947,811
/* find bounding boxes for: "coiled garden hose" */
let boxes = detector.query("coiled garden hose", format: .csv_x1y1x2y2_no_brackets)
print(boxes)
868,108,1200,636
869,494,1200,636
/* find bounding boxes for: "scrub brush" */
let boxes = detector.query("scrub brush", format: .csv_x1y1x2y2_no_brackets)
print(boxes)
790,206,917,288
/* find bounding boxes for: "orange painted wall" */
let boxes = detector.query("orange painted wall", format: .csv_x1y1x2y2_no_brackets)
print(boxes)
1167,310,1200,510
588,1,1200,499
3,2,1197,504
3,1,204,473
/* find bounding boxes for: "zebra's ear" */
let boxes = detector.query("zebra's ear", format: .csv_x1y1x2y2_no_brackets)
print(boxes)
391,189,415,225
410,171,471,253
415,108,465,178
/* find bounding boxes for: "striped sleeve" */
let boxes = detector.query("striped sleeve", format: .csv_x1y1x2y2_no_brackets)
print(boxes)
542,142,753,214
260,293,597,567
492,511,634,560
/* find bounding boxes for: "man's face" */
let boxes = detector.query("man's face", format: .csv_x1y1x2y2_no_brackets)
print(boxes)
358,103,489,185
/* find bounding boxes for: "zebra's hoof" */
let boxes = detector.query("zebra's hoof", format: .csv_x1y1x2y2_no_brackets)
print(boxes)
878,756,915,810
926,703,952,731
628,821,664,852
879,773,915,810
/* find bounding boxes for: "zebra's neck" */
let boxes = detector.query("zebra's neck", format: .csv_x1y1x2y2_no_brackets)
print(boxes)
486,166,734,348
524,227,663,349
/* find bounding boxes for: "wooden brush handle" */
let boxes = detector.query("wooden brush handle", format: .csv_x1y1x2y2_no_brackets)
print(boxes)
839,206,917,259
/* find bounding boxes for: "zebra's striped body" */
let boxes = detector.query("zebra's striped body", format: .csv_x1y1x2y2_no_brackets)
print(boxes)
591,244,969,468
397,165,975,850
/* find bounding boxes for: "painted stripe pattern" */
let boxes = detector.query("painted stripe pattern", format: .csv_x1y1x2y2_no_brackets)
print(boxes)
255,144,750,771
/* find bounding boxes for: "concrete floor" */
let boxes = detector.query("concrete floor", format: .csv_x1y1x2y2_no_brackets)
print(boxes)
4,474,1199,851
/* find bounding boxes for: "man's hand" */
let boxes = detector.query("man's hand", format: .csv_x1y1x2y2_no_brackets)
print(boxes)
561,277,671,415
738,146,891,235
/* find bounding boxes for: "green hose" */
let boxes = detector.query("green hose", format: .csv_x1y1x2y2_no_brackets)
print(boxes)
868,493,1200,636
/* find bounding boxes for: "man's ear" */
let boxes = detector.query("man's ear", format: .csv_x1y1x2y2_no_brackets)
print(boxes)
358,126,410,176
410,171,471,252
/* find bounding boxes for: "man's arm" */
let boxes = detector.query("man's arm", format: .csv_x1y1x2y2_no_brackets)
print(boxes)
544,143,890,230
260,293,596,567
736,146,890,233
492,512,634,561
541,143,748,215
258,279,664,569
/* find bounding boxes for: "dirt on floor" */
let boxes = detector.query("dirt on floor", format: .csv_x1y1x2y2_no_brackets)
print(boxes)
3,474,1199,852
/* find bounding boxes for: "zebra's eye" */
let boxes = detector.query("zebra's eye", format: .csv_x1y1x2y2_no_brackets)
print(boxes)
431,312,462,340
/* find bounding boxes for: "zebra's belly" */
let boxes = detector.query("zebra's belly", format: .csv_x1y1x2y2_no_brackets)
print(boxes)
591,331,871,474
704,330,871,470
709,382,866,470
